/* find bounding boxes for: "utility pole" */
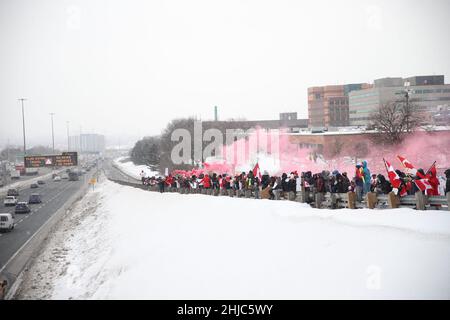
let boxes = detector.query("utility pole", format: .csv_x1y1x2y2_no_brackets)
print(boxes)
18,98,27,157
7,138,10,162
80,125,82,154
50,113,55,153
67,121,70,151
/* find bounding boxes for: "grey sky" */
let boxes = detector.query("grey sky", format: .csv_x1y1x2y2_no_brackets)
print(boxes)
1,0,449,149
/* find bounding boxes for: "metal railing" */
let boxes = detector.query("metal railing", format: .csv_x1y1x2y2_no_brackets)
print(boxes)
106,178,450,211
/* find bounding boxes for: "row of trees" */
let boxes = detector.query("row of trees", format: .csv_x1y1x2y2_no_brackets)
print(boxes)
0,146,61,162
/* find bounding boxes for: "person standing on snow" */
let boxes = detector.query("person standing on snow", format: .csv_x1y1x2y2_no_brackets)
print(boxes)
361,160,372,195
140,170,146,184
445,169,450,195
426,166,440,196
354,164,364,201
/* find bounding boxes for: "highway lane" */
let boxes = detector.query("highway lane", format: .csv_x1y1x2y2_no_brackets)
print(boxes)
0,174,89,270
0,167,54,189
103,159,141,183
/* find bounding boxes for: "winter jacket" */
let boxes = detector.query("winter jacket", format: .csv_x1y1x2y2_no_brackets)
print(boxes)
261,174,270,189
202,175,211,188
443,169,450,194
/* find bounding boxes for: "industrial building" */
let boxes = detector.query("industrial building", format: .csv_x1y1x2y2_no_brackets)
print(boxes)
348,75,450,127
307,83,372,128
68,134,106,154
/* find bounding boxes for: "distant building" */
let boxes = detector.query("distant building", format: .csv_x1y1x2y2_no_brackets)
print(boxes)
202,112,308,133
349,75,450,126
307,83,372,128
69,134,105,154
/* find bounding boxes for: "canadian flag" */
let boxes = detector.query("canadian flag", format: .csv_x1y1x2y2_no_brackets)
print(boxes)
397,155,427,179
428,163,437,176
384,159,402,189
252,163,262,180
414,179,432,192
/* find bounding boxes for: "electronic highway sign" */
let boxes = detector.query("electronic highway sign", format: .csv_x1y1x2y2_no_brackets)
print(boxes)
24,152,78,168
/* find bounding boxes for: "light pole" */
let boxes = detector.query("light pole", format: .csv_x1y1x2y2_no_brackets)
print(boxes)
80,125,82,154
67,121,70,151
18,98,27,157
50,113,55,154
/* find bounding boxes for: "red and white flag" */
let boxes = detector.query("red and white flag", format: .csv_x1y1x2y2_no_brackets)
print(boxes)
397,155,418,176
252,163,262,180
414,179,432,192
384,159,402,189
399,187,408,197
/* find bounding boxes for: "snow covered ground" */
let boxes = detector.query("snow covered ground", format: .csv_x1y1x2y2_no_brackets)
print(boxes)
16,177,450,299
113,157,159,179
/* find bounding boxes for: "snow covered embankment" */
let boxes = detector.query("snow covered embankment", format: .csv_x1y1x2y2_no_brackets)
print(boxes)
113,157,160,180
17,178,450,299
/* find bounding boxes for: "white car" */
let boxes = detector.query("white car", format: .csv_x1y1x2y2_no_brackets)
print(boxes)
61,173,69,179
54,175,62,181
0,213,14,232
4,196,18,206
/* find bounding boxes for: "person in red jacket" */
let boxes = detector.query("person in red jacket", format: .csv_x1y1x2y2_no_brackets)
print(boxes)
426,166,440,196
202,174,211,189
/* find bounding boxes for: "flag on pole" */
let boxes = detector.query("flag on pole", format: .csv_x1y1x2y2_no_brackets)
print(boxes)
252,163,262,180
397,155,427,178
384,159,402,189
414,179,432,192
428,162,437,176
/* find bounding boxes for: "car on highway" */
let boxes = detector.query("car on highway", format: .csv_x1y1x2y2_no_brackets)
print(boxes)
54,175,62,181
0,213,14,232
7,189,19,197
68,171,79,181
37,180,45,185
28,193,42,204
3,196,18,206
30,183,39,189
15,202,31,214
61,173,69,179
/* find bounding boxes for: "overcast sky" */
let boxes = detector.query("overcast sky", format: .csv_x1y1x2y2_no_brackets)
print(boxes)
1,0,449,149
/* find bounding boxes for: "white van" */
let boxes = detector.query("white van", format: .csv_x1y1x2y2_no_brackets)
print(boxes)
4,196,18,206
0,213,14,232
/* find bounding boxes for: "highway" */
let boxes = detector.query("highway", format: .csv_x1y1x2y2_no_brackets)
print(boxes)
102,158,141,184
0,173,90,271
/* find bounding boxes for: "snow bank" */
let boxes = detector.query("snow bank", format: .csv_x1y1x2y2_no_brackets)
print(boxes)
113,157,160,179
31,179,450,299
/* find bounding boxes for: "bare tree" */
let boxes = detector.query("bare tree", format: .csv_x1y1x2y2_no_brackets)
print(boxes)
329,137,345,157
369,101,420,145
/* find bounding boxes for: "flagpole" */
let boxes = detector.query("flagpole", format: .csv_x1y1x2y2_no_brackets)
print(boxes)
425,160,436,175
382,158,390,178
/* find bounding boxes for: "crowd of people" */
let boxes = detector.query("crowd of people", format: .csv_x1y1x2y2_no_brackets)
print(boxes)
140,161,450,201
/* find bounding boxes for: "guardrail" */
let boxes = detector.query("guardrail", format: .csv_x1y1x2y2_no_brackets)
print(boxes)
107,178,450,211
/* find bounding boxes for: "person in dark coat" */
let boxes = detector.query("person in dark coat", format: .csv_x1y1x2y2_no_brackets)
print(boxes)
261,171,270,189
281,173,289,192
376,174,392,194
341,172,351,192
445,169,450,195
158,177,165,193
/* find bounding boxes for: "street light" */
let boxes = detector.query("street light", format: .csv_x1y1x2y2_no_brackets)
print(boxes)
67,121,70,151
50,113,55,154
18,98,27,157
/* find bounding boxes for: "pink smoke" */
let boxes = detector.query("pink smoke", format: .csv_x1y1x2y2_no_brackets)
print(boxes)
198,127,450,178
